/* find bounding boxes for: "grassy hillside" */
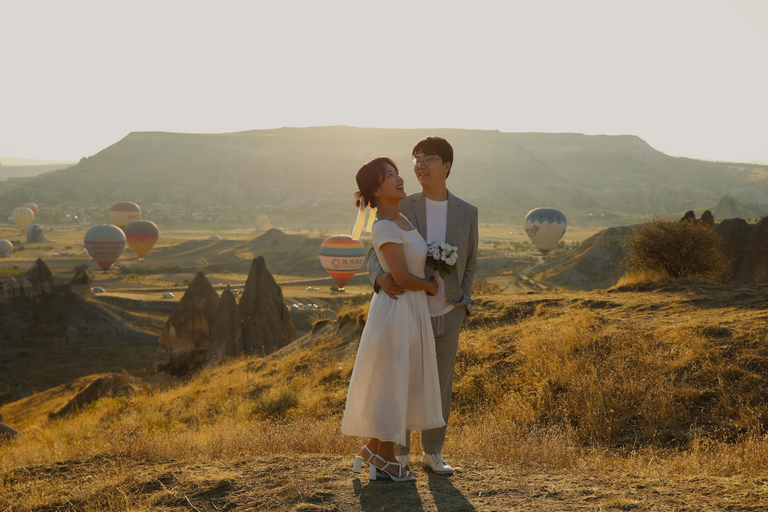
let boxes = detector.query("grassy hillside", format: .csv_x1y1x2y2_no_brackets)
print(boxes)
2,127,767,230
2,283,768,510
0,289,160,398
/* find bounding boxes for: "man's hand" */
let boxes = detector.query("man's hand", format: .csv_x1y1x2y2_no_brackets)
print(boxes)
376,272,404,299
426,276,438,296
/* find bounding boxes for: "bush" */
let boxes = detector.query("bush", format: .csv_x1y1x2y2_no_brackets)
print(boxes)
625,219,728,280
473,279,505,295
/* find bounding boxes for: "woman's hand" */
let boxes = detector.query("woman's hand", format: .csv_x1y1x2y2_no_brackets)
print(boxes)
426,276,438,296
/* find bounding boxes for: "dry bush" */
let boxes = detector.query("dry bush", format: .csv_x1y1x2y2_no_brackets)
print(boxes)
624,219,728,281
472,279,505,296
335,302,369,327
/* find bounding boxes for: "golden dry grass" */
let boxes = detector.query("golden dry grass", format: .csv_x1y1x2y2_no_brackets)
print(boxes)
2,285,768,510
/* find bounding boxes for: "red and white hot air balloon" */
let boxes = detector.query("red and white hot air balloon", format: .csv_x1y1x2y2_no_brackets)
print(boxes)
84,224,126,271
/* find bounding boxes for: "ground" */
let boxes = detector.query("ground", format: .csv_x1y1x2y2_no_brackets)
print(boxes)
3,454,766,511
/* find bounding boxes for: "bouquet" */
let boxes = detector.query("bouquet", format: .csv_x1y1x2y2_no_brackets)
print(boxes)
426,241,458,278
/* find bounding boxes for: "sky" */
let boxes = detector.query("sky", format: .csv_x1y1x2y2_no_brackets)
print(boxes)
2,0,767,163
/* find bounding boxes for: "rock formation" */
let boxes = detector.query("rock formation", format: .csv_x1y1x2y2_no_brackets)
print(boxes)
679,210,715,228
25,258,55,294
714,217,768,283
529,225,638,290
70,268,93,295
681,210,696,222
0,421,22,441
14,276,34,296
154,272,220,366
154,258,297,372
239,256,297,355
206,287,243,366
49,371,138,419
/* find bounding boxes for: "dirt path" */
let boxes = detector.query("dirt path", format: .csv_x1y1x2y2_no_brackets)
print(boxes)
2,455,765,511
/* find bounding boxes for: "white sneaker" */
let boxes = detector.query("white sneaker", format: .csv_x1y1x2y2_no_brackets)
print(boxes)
395,454,409,469
421,453,454,474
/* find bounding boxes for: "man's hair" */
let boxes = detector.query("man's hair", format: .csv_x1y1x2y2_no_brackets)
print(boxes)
355,156,398,209
412,136,454,177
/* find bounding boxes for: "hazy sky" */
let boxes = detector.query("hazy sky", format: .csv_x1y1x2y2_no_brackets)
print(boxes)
2,0,767,163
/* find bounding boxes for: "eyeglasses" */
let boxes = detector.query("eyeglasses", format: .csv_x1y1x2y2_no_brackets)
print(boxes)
412,156,441,167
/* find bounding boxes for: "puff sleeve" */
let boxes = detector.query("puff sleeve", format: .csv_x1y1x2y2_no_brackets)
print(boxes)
372,220,403,248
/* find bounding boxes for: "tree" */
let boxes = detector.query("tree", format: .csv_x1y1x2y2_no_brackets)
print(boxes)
625,219,728,280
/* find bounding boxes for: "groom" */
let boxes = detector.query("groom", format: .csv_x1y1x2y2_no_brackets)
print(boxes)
368,136,478,475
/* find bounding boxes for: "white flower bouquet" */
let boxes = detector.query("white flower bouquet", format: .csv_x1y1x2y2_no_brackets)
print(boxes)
426,241,459,278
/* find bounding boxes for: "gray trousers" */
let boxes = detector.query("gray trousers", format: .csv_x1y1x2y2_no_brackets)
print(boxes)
396,304,467,456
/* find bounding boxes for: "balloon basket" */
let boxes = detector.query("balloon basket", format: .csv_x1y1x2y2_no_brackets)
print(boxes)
338,288,345,293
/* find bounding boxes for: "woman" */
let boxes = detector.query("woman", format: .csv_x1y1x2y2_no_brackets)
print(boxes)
341,157,445,482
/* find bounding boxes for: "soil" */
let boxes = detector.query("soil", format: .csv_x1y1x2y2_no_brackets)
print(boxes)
2,454,765,511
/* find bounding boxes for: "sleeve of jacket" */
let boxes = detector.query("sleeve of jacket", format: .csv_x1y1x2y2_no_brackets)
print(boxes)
367,244,383,290
461,203,479,314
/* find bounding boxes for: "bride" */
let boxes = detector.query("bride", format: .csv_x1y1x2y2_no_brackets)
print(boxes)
341,157,444,482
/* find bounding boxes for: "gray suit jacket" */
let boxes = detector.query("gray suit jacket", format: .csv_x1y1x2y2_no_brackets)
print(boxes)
367,190,479,314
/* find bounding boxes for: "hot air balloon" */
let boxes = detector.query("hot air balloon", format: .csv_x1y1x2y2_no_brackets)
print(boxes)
319,235,366,292
109,201,141,229
84,224,126,271
12,207,35,230
256,215,272,230
124,220,159,261
525,207,567,255
0,240,13,258
26,224,45,243
23,202,38,215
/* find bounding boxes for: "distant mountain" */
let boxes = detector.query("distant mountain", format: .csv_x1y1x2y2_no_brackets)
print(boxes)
1,126,766,229
0,162,75,182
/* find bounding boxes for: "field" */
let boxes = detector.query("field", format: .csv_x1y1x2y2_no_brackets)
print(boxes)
0,221,603,300
5,222,767,510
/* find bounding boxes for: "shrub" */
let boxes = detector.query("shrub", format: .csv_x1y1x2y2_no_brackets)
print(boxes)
473,279,505,295
625,219,728,280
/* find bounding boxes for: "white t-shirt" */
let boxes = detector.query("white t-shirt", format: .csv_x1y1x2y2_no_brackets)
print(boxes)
425,197,454,317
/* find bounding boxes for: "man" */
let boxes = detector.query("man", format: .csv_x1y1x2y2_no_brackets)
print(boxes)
367,136,478,475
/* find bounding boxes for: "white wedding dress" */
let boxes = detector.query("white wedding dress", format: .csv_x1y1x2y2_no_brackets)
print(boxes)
341,215,445,445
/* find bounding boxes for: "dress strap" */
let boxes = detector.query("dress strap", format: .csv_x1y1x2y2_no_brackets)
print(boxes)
400,213,415,229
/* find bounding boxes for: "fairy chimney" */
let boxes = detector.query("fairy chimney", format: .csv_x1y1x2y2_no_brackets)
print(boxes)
70,268,93,295
25,258,55,294
154,272,220,366
700,210,715,228
206,287,243,366
239,257,297,355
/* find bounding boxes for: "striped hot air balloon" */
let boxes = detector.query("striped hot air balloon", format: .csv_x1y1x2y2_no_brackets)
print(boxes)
109,201,141,229
256,215,272,230
23,202,38,215
319,235,366,292
525,207,567,255
124,220,159,261
12,207,35,230
84,225,126,271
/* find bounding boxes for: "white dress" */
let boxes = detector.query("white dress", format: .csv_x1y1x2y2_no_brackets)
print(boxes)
341,215,445,445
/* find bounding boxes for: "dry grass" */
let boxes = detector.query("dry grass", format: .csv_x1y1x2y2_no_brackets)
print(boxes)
3,287,768,510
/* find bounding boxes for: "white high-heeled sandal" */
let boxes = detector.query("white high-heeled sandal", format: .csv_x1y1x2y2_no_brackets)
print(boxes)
370,454,415,482
352,445,376,474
